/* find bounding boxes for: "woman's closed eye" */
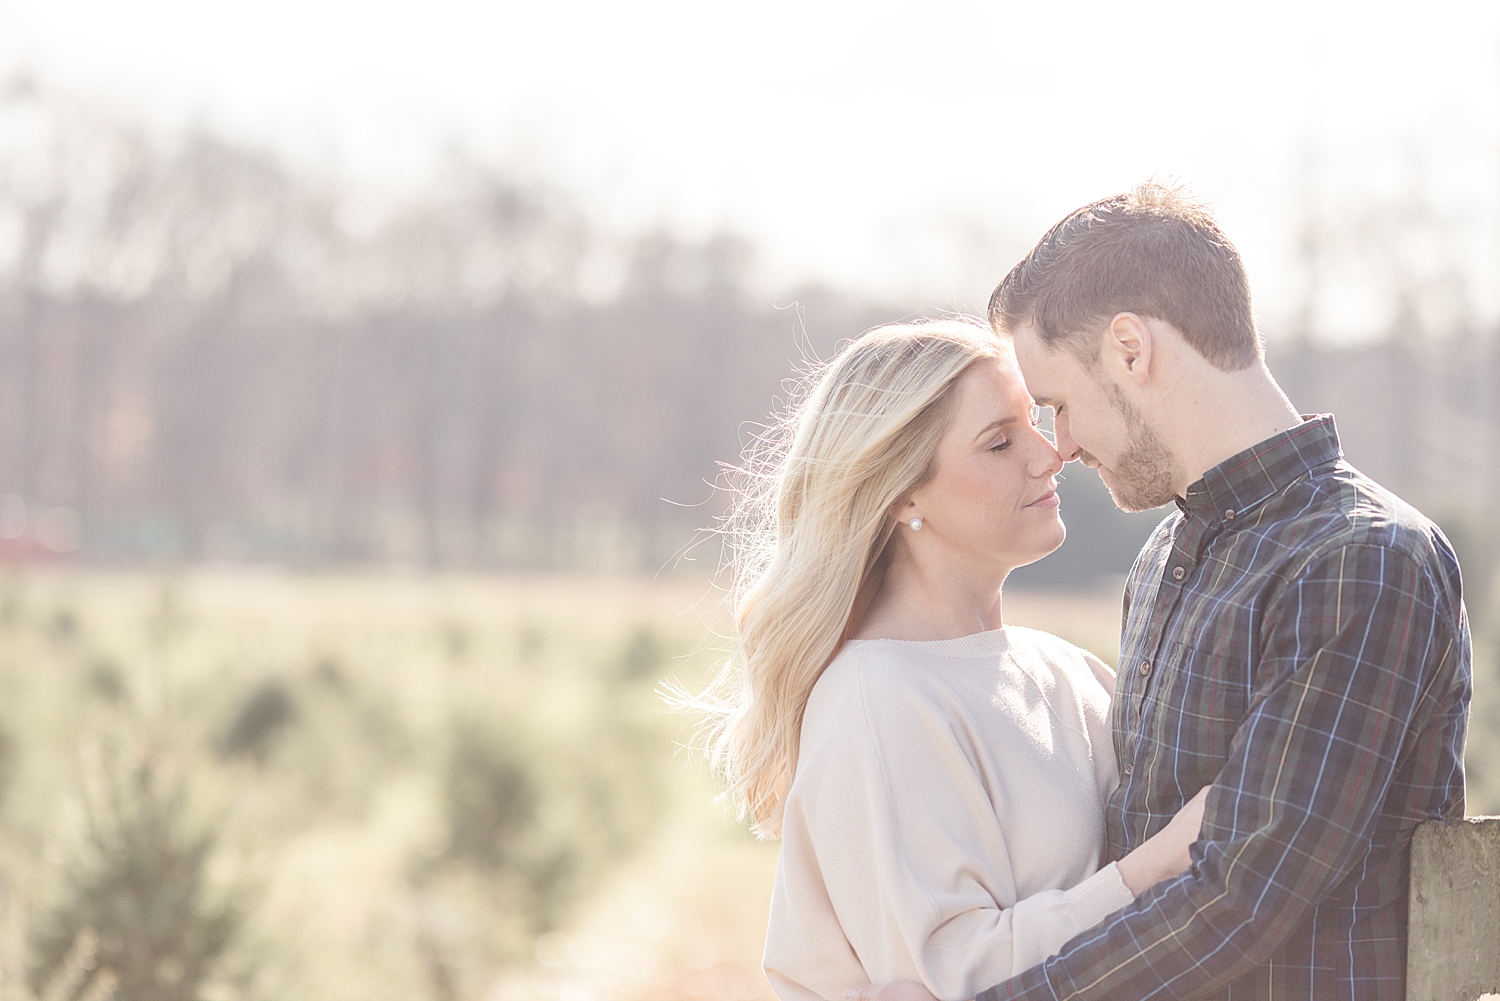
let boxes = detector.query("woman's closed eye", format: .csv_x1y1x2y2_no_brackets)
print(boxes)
986,407,1045,453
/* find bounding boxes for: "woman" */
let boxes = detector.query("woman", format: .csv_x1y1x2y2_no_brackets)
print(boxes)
693,318,1204,1001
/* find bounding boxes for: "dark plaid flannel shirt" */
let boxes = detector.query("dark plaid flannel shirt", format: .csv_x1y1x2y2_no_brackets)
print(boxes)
981,415,1471,1001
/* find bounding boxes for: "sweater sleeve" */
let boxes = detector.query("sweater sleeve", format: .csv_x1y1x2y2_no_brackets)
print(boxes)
1078,650,1121,808
764,652,1134,1001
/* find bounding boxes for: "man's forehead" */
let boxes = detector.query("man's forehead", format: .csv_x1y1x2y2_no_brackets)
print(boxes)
1008,320,1047,357
1008,323,1064,392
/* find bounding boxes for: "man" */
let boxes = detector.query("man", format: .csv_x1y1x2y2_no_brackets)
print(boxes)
852,184,1471,999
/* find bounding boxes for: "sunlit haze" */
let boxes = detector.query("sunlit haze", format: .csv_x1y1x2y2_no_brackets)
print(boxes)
4,0,1500,333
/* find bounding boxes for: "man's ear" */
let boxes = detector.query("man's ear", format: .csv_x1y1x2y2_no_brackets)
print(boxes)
1105,313,1153,386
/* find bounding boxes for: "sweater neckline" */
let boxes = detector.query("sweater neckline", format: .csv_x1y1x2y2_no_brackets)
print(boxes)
844,626,1011,659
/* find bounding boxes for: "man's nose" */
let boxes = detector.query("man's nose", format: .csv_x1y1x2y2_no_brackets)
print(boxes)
1053,413,1082,462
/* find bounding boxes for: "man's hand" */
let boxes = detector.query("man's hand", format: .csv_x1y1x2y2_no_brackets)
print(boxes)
844,981,941,1001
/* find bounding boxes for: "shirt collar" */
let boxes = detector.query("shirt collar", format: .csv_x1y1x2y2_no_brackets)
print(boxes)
1178,414,1343,525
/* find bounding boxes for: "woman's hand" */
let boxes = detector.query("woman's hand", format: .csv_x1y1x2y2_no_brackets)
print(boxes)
1115,784,1209,895
844,982,940,1001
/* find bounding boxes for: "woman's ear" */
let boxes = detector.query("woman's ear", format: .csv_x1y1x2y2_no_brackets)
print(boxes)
1106,313,1153,386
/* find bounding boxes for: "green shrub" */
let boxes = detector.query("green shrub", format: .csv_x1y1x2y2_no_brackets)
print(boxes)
424,702,671,961
216,680,298,764
618,626,666,682
437,719,579,932
30,755,241,1001
84,660,128,704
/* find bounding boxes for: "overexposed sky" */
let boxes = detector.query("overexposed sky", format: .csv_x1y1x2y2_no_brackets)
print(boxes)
4,0,1500,332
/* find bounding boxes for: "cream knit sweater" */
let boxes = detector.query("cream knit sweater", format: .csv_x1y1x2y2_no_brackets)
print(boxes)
762,626,1133,1001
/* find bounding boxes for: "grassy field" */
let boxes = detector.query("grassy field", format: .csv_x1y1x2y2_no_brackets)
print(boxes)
0,568,1490,1001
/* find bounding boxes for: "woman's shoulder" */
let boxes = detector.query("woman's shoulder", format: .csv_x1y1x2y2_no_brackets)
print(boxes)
796,640,986,796
813,640,929,697
1001,624,1094,660
1001,626,1116,694
805,641,950,727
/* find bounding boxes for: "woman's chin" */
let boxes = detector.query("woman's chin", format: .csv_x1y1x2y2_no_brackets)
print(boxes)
1016,518,1067,567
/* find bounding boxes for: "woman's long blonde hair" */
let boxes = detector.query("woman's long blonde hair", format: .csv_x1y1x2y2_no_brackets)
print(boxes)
694,316,1001,838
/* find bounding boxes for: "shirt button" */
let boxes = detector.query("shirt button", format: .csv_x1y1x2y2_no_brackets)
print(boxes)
1123,763,1133,776
1138,661,1152,677
1224,509,1236,520
1172,566,1186,580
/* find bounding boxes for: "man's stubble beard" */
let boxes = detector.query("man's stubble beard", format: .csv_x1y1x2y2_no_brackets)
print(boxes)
1082,382,1177,513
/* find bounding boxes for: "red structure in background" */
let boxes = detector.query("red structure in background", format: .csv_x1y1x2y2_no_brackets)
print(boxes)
0,494,80,563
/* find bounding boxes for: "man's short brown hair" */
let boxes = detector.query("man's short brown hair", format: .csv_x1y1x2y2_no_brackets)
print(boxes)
988,183,1261,371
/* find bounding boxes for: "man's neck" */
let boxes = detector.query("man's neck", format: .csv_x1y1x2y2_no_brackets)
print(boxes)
1170,361,1302,495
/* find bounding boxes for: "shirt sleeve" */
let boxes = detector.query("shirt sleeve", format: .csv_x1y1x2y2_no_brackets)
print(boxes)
765,654,1135,1001
981,542,1468,1001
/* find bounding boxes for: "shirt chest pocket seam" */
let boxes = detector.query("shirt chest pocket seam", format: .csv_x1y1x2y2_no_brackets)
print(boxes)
1139,639,1251,767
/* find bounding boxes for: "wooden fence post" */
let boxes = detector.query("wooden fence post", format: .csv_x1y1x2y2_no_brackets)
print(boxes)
1407,817,1500,1001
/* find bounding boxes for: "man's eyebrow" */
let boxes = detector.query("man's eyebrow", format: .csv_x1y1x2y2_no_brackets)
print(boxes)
1030,394,1056,406
972,416,1019,442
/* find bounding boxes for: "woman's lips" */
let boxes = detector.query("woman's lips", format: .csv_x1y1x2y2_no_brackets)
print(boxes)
1026,490,1060,508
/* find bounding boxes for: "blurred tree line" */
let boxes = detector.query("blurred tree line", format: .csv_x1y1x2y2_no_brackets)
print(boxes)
1,80,1497,605
0,78,896,573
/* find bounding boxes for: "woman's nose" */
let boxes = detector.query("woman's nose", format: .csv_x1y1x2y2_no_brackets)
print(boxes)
1029,427,1065,477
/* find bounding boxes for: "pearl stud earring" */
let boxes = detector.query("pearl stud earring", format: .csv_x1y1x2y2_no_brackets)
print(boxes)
909,518,923,531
